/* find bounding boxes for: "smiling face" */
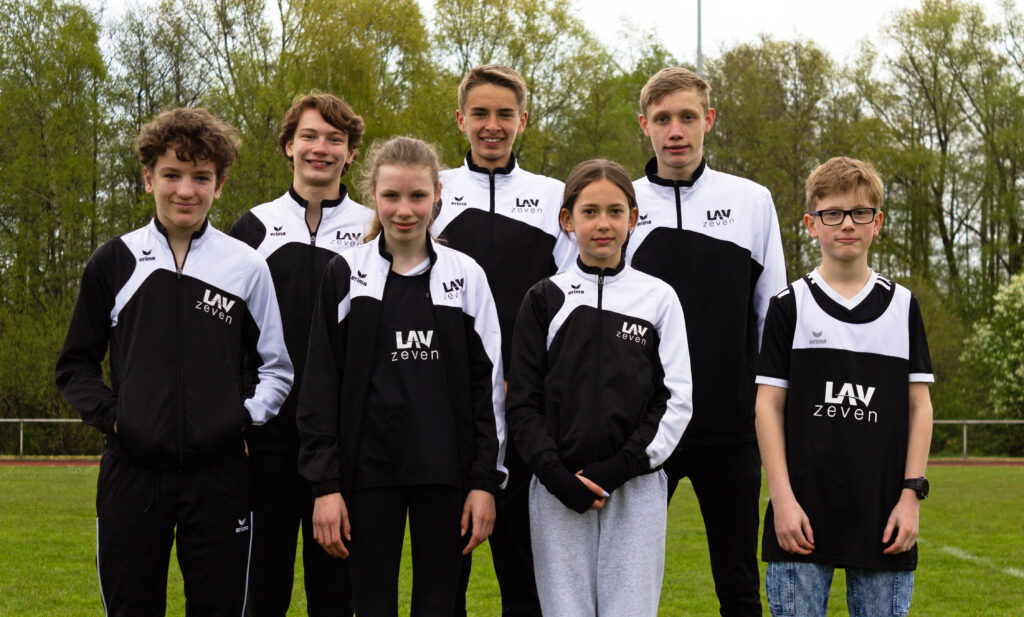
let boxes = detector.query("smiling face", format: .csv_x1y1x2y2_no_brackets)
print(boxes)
144,149,223,239
456,83,527,170
560,178,638,270
638,88,715,181
804,189,884,266
285,107,357,194
373,164,439,251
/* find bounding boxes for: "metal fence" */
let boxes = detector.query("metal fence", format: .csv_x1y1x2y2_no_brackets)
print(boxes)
3,417,1024,459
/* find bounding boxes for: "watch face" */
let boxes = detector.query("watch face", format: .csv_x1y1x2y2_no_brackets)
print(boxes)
920,478,930,499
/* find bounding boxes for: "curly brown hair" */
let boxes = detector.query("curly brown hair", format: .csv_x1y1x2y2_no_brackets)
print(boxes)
135,108,241,180
278,91,365,176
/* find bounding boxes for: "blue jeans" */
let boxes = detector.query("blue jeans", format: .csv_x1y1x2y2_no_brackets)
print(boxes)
765,561,914,617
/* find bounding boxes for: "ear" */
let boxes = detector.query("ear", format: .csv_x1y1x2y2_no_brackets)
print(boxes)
803,213,818,238
559,207,574,234
214,177,225,200
872,210,884,236
638,113,650,136
704,107,716,134
456,109,467,134
517,110,528,134
345,148,358,164
628,207,639,232
143,167,155,194
284,140,294,160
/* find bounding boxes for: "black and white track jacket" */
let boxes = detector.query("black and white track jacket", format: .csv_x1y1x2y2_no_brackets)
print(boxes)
56,218,293,471
628,158,786,448
230,185,372,454
433,152,575,371
296,235,506,498
506,258,693,513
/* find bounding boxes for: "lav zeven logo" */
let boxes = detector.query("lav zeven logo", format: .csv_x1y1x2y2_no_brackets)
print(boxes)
332,231,362,247
442,278,464,299
636,213,652,227
139,248,156,262
392,330,439,361
512,197,542,213
450,195,467,206
195,289,235,324
350,270,368,286
703,209,735,228
270,225,287,237
567,283,585,296
616,321,649,346
813,381,878,423
808,329,826,345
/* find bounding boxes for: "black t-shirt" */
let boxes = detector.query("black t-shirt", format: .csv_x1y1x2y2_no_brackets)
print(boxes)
756,271,933,570
355,259,460,490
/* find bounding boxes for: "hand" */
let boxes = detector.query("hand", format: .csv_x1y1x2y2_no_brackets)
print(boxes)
773,497,814,554
312,493,351,558
882,490,920,554
461,489,496,554
576,471,607,511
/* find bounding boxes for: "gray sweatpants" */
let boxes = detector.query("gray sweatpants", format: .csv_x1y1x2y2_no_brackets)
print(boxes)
528,470,668,617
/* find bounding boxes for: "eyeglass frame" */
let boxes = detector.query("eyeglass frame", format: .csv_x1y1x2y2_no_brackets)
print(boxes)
810,207,879,226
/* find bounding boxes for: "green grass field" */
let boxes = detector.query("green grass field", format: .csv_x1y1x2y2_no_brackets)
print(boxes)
1,464,1021,616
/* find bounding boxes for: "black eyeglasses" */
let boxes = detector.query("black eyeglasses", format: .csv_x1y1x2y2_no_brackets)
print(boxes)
811,207,878,226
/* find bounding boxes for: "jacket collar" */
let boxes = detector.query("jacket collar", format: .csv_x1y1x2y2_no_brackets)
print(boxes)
152,216,209,241
573,254,626,280
288,183,348,209
643,156,707,188
373,232,439,270
465,149,517,176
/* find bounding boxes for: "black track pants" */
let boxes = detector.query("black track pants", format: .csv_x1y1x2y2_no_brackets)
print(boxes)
244,451,351,617
666,441,763,617
347,485,465,617
95,452,252,617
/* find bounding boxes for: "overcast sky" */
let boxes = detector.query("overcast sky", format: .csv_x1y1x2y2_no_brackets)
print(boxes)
97,0,1016,64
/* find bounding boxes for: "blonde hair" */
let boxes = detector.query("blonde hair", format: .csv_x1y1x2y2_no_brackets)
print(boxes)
359,137,443,242
805,157,884,213
458,64,528,112
639,67,711,115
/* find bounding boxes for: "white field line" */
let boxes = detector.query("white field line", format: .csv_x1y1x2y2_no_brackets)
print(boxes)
926,540,1024,580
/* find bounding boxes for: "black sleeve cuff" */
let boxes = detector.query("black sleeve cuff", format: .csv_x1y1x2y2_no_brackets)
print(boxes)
537,464,597,514
310,480,343,498
580,452,644,494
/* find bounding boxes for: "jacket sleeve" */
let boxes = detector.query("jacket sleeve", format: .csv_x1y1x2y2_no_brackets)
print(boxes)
506,282,597,513
581,286,693,493
228,211,266,251
55,241,130,434
241,257,293,425
753,189,787,347
297,256,351,497
463,260,508,494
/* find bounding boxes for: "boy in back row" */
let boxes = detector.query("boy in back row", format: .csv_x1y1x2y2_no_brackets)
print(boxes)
755,157,933,616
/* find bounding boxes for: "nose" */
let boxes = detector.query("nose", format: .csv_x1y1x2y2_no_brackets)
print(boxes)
312,136,328,153
484,113,500,132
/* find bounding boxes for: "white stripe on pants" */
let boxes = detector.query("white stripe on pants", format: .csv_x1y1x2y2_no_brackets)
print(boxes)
529,470,668,617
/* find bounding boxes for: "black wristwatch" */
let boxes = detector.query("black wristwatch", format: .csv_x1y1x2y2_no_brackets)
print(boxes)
902,477,929,500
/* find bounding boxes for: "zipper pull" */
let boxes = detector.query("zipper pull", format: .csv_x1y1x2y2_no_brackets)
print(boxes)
176,267,182,280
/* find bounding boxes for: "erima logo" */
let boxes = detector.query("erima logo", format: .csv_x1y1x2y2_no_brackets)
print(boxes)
450,195,467,206
332,231,362,246
392,330,439,361
270,225,286,237
616,321,649,346
567,283,585,296
637,213,652,226
813,381,878,423
703,209,735,227
512,197,542,213
350,270,368,286
442,278,465,299
139,248,156,262
808,329,826,345
235,517,249,533
194,289,235,324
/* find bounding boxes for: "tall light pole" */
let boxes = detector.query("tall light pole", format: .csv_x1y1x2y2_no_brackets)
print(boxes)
697,0,703,76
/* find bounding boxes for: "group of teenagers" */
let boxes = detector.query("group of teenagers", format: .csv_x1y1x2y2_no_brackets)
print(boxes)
55,63,935,617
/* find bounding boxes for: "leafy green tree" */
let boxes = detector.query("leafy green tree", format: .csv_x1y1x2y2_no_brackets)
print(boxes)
961,271,1024,419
